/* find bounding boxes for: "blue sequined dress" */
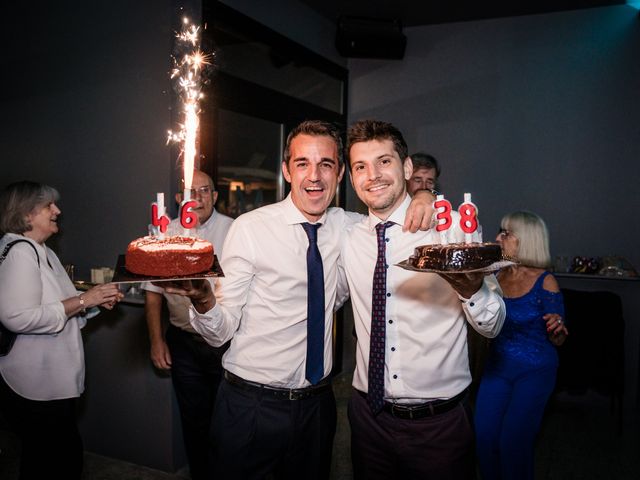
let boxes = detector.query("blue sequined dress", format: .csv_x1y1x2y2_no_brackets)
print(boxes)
488,271,565,371
475,271,565,480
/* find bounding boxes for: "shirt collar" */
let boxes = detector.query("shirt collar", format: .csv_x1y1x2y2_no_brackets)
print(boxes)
366,193,411,231
282,193,327,226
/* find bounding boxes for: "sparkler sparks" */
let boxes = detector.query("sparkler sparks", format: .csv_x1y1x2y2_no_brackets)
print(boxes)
167,17,212,191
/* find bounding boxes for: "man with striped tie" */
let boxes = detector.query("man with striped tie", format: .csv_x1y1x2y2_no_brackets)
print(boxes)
343,119,506,480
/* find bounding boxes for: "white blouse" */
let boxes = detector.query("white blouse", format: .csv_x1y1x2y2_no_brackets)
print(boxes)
0,233,86,400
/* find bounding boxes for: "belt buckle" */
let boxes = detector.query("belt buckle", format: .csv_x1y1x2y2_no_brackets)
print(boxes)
289,389,296,401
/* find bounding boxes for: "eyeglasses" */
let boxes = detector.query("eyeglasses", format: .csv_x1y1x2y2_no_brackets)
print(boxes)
181,185,213,197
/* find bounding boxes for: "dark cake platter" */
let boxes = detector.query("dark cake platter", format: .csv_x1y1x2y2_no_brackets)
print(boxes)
111,254,224,284
396,259,516,274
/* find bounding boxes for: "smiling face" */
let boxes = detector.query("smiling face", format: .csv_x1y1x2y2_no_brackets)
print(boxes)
282,133,345,222
349,139,413,219
25,202,61,243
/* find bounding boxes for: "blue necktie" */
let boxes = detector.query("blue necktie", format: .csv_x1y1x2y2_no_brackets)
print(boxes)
368,221,393,414
301,222,325,385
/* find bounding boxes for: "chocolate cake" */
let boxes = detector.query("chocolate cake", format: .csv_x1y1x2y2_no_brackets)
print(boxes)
125,235,214,277
409,242,503,271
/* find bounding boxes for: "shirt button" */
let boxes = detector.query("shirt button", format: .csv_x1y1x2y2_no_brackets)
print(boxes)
391,347,396,352
393,374,398,379
386,293,391,297
385,238,390,242
388,320,393,324
469,302,475,307
478,322,483,326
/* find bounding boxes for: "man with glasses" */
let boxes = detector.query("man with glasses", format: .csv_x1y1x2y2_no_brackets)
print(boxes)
142,169,233,480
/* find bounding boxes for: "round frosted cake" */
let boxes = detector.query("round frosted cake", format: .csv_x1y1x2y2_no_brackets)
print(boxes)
409,242,503,271
125,235,214,277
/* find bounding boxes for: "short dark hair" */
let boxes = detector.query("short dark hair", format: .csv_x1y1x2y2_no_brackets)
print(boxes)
410,152,440,178
283,120,344,167
346,119,408,168
0,181,60,234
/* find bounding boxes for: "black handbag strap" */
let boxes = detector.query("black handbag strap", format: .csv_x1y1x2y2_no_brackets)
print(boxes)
0,239,43,341
0,239,42,268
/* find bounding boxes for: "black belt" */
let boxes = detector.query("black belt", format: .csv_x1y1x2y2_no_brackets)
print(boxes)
358,389,467,419
224,370,332,401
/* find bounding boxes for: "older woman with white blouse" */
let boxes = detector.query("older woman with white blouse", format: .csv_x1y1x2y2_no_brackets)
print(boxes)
0,180,123,480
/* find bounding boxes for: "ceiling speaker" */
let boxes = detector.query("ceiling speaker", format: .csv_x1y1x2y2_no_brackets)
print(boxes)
336,16,406,60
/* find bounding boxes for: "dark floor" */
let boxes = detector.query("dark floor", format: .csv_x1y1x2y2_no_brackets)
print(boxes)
1,375,638,479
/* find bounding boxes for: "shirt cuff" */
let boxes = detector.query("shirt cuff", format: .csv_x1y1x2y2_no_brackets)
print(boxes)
188,303,227,347
459,281,505,337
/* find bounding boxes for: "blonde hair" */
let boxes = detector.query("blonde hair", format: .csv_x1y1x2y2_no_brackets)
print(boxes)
501,211,551,268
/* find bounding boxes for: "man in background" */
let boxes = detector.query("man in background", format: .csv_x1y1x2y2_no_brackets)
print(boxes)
143,169,233,480
406,152,440,195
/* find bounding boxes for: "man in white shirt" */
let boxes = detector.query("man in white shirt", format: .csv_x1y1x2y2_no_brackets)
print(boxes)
343,119,506,480
142,170,233,480
160,120,436,480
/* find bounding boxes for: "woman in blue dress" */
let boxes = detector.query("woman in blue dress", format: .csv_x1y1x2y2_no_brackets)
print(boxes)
475,211,568,480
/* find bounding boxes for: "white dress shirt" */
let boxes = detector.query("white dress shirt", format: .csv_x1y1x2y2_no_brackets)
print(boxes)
189,194,356,388
143,208,233,332
0,233,87,400
343,194,505,402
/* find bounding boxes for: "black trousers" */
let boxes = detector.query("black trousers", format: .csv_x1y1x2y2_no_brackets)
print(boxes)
348,389,476,480
211,375,337,480
0,375,83,480
165,325,228,480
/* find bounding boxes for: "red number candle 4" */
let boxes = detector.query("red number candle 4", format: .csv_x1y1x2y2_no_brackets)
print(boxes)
151,193,170,238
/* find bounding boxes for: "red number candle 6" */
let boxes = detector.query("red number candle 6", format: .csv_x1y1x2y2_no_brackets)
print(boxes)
180,200,198,230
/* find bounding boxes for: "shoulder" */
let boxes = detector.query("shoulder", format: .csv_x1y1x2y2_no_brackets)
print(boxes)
227,203,282,234
541,270,560,293
217,213,234,226
212,212,234,233
236,202,279,223
330,207,367,230
0,236,40,267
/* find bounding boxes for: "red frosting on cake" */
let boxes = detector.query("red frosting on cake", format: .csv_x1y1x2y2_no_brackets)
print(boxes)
125,235,214,277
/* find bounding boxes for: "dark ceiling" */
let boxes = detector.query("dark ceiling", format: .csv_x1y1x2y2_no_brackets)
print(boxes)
298,0,627,27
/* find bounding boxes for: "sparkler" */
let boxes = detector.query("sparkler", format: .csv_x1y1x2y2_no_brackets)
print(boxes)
167,17,211,193
167,17,212,235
